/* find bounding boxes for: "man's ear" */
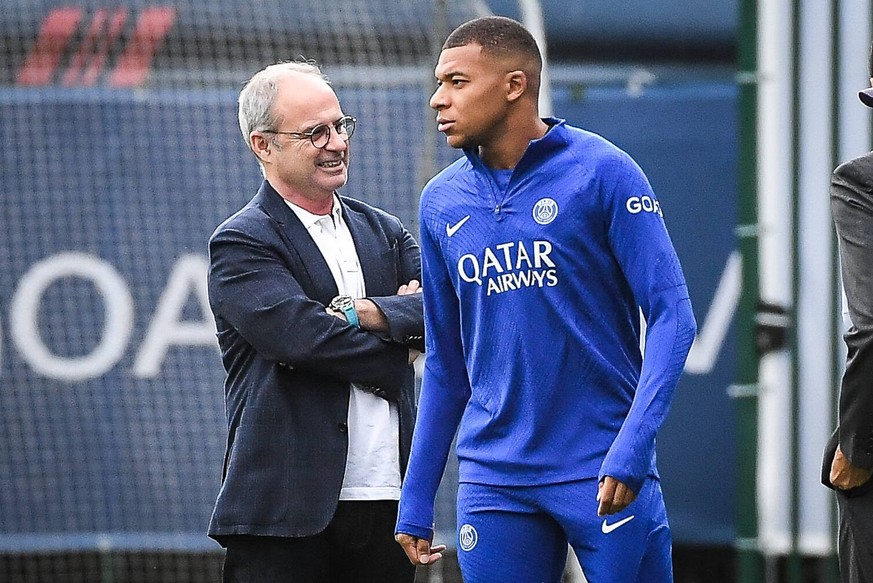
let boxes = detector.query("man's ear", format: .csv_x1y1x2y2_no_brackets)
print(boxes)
506,70,527,103
250,133,272,163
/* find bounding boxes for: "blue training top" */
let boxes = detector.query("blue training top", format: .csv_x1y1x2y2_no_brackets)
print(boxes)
396,119,697,540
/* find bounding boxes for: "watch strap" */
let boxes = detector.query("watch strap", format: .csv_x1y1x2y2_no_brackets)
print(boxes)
341,302,360,328
330,295,360,328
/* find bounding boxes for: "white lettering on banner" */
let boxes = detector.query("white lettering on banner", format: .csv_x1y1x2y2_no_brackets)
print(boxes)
10,252,134,382
637,250,740,375
0,250,738,379
4,252,218,382
684,250,741,374
133,254,216,378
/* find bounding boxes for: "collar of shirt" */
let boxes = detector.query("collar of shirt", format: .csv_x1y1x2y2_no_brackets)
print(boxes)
462,116,566,175
282,194,364,299
283,194,343,232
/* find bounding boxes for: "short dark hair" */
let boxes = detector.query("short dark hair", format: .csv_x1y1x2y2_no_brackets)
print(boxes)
443,16,542,94
444,16,542,65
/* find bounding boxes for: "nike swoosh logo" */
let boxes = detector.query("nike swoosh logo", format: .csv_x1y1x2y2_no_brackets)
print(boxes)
446,215,471,237
601,515,635,534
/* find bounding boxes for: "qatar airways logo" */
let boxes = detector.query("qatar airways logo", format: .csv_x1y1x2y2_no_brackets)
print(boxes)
626,195,662,217
457,240,558,296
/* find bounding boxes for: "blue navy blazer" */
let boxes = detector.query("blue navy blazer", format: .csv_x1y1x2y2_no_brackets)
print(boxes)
207,180,423,541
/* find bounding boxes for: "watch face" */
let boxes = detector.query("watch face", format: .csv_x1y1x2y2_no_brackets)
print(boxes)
330,295,353,311
329,295,359,327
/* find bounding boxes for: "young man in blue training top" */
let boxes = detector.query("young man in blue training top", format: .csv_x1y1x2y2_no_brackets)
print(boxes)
394,16,697,582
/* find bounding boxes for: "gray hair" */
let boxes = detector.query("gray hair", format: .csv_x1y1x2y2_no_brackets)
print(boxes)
237,60,330,151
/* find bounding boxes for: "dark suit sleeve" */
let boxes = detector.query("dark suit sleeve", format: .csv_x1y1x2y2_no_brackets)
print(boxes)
366,220,426,352
208,222,409,391
831,158,873,471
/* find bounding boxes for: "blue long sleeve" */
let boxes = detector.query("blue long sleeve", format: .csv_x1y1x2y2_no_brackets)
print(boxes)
396,214,471,539
599,291,696,492
397,119,696,538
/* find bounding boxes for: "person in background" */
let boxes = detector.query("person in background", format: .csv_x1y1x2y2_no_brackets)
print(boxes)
207,59,431,583
395,16,696,583
821,42,873,583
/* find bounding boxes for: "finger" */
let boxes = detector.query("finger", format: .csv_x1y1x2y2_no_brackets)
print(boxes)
622,487,637,508
596,481,607,516
597,478,616,516
610,482,626,512
831,454,848,486
422,543,446,564
614,482,630,512
597,478,611,500
416,538,433,564
394,534,420,565
612,482,636,512
426,545,445,564
397,280,421,295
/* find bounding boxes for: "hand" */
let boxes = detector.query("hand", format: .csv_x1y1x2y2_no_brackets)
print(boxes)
345,281,421,333
397,279,422,295
394,533,446,566
830,445,873,490
597,476,637,516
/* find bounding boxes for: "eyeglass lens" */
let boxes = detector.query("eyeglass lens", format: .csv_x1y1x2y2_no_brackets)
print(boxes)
311,117,355,148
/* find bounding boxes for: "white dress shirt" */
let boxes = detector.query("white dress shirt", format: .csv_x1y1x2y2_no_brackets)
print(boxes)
285,196,401,501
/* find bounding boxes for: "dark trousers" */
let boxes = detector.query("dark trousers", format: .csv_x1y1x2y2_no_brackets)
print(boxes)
222,500,415,583
837,489,873,583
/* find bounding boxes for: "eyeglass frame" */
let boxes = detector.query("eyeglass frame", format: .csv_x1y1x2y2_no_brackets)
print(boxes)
262,115,356,149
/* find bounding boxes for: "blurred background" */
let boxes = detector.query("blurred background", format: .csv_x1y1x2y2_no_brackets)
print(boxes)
0,0,868,581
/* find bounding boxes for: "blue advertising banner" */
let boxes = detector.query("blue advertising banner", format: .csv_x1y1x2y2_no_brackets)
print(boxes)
557,81,739,544
0,77,737,551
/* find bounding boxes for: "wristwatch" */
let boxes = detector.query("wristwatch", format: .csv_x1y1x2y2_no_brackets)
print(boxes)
329,295,360,328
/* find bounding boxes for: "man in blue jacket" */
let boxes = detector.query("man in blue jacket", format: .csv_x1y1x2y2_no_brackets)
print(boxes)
395,17,696,582
207,60,428,583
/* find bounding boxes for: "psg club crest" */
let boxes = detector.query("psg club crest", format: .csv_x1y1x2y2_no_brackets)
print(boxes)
532,197,558,225
459,524,478,551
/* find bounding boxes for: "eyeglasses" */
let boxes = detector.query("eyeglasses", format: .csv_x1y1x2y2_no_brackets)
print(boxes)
263,115,356,149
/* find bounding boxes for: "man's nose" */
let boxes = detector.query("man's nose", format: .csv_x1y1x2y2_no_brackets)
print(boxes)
430,87,445,110
325,127,349,151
